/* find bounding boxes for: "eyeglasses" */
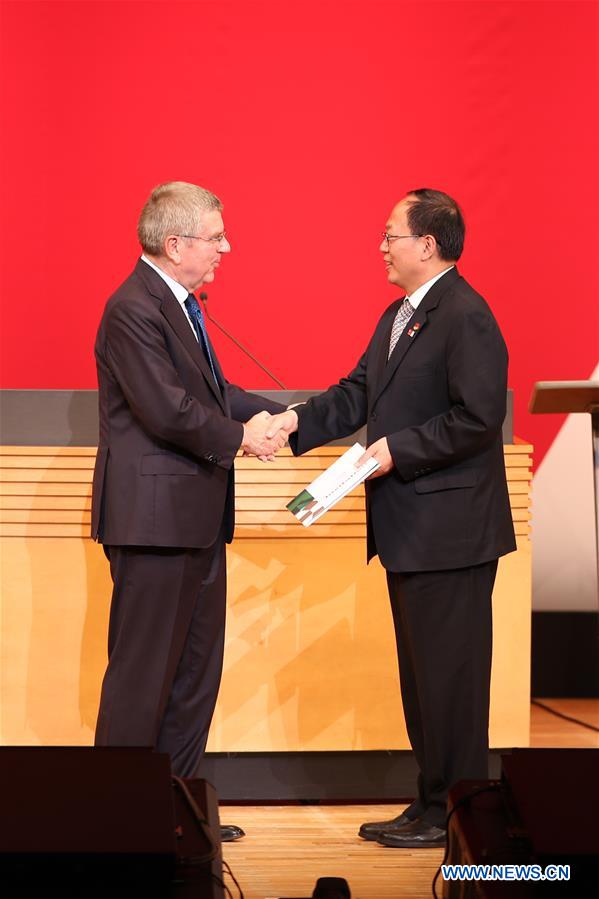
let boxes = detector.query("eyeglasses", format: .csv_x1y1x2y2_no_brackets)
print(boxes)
178,232,228,244
381,232,421,247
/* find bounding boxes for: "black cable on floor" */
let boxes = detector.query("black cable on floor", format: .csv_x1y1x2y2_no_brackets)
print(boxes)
532,698,599,733
432,783,504,899
222,859,244,899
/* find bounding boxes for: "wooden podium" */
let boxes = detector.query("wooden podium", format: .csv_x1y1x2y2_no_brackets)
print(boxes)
0,442,532,753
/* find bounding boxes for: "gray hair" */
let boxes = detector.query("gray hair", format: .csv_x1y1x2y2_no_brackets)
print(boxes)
137,181,223,255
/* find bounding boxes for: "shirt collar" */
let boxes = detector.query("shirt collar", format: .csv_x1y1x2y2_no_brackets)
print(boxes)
407,265,454,309
141,255,189,306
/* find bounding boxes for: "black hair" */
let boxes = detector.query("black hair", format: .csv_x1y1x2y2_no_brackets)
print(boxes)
406,188,465,261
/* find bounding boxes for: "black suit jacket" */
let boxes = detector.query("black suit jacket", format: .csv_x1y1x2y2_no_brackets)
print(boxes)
291,268,516,572
91,259,283,548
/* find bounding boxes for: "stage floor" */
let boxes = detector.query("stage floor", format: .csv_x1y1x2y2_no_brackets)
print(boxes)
221,700,599,899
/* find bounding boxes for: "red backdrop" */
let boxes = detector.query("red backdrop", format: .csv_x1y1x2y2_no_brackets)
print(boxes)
1,0,597,465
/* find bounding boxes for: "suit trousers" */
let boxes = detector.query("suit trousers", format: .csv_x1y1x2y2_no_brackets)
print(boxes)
386,560,498,828
95,539,226,778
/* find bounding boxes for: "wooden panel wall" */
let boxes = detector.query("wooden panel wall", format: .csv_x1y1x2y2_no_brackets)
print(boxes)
0,444,532,750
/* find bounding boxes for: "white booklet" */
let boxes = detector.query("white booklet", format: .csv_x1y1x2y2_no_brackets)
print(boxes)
286,442,380,527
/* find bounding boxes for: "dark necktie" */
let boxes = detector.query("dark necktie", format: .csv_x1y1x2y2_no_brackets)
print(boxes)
184,294,220,386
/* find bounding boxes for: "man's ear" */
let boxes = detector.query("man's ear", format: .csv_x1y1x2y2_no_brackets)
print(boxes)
421,233,438,261
164,235,181,263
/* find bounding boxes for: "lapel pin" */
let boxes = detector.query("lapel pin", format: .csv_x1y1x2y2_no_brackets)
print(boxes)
407,322,421,338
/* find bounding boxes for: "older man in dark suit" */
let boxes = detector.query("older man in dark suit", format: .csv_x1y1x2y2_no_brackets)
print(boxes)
92,183,286,832
267,189,516,847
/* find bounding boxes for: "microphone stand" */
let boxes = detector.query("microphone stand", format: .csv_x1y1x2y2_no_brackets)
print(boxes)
199,292,287,389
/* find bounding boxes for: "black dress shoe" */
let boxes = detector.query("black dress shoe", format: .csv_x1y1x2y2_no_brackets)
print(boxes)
220,823,245,842
377,819,446,848
358,812,414,841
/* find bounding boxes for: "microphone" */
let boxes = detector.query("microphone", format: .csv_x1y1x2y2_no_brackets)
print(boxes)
199,292,287,389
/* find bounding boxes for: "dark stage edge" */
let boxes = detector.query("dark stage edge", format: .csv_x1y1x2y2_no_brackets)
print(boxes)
198,749,504,803
532,611,599,698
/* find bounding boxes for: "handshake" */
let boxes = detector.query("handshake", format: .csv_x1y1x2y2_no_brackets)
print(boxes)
241,409,299,462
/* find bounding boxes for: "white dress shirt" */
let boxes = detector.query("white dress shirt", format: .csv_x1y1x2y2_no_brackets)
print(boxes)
141,255,198,341
406,265,455,308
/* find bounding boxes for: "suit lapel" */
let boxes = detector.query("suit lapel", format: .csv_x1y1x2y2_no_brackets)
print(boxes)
204,331,231,415
135,260,226,412
371,302,399,391
372,267,460,408
161,292,226,411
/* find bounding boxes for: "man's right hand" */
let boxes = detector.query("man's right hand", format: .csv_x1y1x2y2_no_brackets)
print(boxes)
241,411,288,461
265,408,299,440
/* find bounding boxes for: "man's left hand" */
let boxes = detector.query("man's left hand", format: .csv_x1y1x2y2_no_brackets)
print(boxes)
357,437,394,479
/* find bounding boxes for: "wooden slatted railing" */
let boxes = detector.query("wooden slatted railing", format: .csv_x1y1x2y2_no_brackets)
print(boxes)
0,443,532,539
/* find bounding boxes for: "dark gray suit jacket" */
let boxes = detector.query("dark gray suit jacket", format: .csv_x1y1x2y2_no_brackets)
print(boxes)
91,259,283,548
291,267,516,572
